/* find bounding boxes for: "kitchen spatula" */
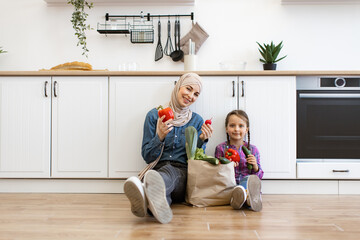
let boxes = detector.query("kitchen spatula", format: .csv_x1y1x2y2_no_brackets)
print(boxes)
155,20,163,61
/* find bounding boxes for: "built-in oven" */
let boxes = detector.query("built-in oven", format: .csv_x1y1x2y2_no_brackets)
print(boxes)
297,76,360,161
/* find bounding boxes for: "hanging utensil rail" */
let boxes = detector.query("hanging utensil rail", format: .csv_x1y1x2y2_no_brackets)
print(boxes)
104,12,194,22
97,12,194,35
97,12,194,45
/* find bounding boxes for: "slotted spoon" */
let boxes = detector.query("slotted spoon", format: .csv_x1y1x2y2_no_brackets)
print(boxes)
155,20,163,61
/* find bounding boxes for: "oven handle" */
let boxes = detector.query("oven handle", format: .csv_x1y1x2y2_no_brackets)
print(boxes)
332,169,350,173
299,93,360,98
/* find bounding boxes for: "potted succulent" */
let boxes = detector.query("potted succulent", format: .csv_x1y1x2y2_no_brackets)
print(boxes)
0,47,7,54
67,0,94,58
256,41,287,70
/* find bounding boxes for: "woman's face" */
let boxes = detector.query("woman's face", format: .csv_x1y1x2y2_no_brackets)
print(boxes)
177,84,200,108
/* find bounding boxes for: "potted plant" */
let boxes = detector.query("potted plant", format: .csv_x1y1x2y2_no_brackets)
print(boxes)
67,0,94,58
0,47,7,54
256,41,287,70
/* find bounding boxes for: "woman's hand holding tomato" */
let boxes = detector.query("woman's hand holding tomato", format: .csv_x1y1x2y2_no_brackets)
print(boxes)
200,119,213,141
156,114,213,142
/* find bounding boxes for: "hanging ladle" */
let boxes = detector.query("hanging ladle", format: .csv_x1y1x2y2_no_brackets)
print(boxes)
170,17,184,62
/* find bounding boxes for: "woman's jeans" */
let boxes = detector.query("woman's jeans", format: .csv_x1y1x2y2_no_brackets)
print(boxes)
153,161,187,205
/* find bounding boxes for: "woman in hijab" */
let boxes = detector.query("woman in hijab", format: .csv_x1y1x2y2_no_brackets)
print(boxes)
124,73,213,224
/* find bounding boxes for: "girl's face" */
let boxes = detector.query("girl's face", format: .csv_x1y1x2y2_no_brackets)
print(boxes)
177,84,200,108
226,114,248,143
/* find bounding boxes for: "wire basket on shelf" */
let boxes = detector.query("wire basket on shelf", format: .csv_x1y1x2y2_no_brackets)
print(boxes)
130,18,154,44
97,17,130,34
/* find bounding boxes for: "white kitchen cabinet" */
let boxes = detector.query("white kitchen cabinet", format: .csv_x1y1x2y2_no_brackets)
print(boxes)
193,76,296,179
0,76,108,178
297,161,360,179
282,0,360,4
51,77,108,178
109,76,176,178
0,77,51,178
109,75,295,180
189,76,238,156
240,76,296,179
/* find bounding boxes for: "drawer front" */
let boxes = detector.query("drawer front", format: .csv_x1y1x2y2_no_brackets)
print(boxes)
297,162,360,179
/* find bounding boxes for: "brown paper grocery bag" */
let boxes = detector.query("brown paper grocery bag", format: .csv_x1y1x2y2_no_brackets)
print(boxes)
186,159,236,207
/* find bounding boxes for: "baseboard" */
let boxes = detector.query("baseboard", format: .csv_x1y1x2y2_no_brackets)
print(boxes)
0,179,359,194
262,180,339,194
0,179,125,193
339,180,360,194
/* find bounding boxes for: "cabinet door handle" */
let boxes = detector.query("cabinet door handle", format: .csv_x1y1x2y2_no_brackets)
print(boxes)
174,80,177,86
332,169,350,173
232,81,235,97
44,81,48,97
241,81,244,97
54,81,58,97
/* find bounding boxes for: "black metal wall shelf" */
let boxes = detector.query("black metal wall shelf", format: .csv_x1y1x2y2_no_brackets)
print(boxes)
97,12,194,36
104,12,194,22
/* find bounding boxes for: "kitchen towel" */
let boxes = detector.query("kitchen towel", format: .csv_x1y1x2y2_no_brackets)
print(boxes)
180,22,209,56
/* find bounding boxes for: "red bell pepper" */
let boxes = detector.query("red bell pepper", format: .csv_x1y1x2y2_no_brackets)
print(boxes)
225,148,240,163
157,105,174,122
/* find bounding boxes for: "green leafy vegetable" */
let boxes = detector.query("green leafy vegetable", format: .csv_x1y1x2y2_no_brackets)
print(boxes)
195,148,206,160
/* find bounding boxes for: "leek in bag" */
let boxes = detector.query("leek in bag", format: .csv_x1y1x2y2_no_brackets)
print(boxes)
185,126,198,160
185,126,220,165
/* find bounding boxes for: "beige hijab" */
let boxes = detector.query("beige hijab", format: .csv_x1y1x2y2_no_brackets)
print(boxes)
167,73,203,127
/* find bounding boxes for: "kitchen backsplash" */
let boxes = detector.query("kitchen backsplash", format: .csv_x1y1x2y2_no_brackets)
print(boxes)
1,0,360,71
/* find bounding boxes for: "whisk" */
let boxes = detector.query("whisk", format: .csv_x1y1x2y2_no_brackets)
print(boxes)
164,19,174,56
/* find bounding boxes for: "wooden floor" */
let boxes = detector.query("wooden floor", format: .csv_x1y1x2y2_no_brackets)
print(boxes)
1,194,360,240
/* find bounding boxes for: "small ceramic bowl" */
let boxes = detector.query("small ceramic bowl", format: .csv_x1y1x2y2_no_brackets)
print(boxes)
219,61,247,71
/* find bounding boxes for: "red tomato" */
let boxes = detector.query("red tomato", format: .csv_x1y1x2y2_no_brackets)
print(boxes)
205,118,212,125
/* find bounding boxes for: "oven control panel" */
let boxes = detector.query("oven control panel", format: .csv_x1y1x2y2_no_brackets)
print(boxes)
320,77,360,88
297,76,360,90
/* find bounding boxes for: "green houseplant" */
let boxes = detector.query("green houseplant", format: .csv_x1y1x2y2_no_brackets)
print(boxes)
256,41,287,70
68,0,94,58
0,47,7,54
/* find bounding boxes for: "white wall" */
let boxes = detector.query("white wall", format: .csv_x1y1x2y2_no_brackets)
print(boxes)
1,0,360,71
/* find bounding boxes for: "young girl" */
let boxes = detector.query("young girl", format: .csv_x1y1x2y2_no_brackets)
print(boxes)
215,109,264,212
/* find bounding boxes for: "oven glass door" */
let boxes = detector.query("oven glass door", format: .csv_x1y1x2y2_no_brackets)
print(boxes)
297,90,360,159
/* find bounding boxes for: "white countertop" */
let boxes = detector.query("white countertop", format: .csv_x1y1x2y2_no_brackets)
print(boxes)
1,70,360,76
